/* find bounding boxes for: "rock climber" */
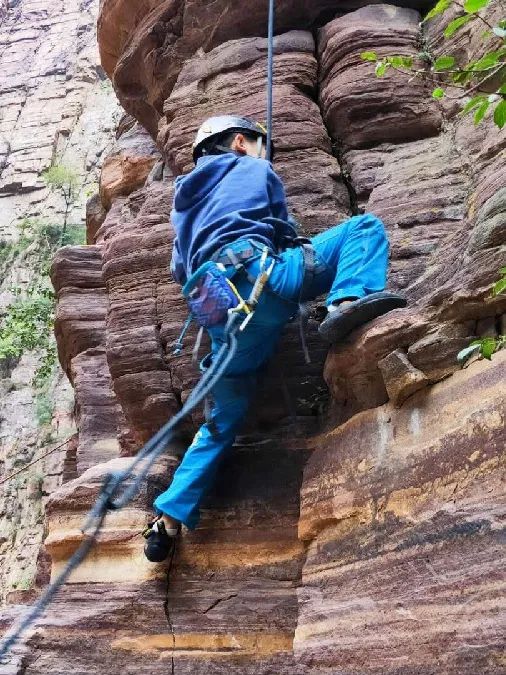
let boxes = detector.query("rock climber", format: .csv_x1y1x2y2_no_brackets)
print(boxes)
143,115,406,562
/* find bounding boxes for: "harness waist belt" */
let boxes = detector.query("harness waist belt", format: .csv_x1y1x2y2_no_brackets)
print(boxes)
211,239,272,267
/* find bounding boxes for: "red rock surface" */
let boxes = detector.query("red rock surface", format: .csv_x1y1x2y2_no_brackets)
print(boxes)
97,0,431,135
318,5,442,149
297,353,505,674
159,30,350,231
99,120,160,209
3,3,505,675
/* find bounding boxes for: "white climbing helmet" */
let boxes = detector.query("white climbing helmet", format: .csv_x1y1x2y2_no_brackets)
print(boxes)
192,115,273,163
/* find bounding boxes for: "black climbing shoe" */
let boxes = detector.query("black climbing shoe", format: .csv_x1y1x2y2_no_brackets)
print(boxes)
318,292,407,343
143,519,177,563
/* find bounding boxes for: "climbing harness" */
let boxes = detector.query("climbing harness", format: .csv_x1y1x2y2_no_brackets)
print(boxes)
172,242,276,358
0,0,279,661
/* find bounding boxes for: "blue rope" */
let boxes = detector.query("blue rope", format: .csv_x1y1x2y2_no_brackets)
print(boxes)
266,0,275,161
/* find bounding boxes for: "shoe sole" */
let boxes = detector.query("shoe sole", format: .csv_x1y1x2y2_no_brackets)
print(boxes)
318,292,407,343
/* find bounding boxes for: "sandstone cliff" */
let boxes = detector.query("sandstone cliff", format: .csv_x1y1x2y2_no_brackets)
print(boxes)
0,0,118,617
1,1,505,674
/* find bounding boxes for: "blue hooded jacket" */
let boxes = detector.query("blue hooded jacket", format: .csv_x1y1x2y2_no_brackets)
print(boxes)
170,153,297,285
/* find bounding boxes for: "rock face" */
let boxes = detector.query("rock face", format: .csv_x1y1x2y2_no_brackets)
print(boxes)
0,0,119,608
297,352,505,674
0,0,120,235
1,2,505,674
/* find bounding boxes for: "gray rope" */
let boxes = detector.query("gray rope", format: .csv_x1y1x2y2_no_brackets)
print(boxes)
266,0,275,161
0,314,242,661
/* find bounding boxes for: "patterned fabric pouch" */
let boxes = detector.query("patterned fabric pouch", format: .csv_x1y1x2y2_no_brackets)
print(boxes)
182,261,240,328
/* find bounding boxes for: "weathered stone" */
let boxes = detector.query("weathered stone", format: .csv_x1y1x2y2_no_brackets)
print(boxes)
407,322,476,382
378,348,429,406
467,187,506,254
71,348,122,475
97,0,430,135
51,245,107,378
318,5,442,150
345,136,470,291
85,193,107,244
99,122,160,209
297,353,506,674
0,0,119,236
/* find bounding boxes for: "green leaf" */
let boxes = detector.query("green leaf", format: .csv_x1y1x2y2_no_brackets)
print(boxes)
452,70,472,85
474,98,490,123
444,14,473,37
387,56,404,67
375,62,388,77
498,83,506,95
361,51,377,62
492,275,506,295
434,55,456,71
493,99,506,129
463,0,489,13
499,267,506,275
480,338,497,360
457,344,480,364
462,95,486,114
432,87,445,98
468,51,500,71
385,55,414,69
425,0,452,21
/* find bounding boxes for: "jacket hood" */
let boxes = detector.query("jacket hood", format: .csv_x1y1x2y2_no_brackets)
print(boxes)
174,154,239,212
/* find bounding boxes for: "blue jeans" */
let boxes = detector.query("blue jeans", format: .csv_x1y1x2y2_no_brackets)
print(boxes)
154,214,388,528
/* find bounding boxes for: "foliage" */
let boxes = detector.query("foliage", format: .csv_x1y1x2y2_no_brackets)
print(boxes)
61,223,86,247
0,214,81,426
42,162,80,228
0,283,58,425
492,265,506,296
457,335,506,362
11,575,33,591
36,386,56,426
42,163,79,201
0,286,55,361
361,0,506,128
457,267,506,365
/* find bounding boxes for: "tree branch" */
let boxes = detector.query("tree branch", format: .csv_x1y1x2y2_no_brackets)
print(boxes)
452,0,495,31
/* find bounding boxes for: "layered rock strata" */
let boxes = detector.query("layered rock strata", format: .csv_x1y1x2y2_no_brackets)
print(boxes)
297,353,505,674
0,0,120,233
0,0,119,606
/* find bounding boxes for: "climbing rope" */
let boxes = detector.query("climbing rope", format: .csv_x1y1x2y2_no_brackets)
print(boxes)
0,314,242,661
0,0,277,661
0,437,73,487
266,0,275,162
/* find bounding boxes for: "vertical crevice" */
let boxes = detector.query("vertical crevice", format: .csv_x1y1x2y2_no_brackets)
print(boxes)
333,139,360,216
163,540,178,675
310,28,359,218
